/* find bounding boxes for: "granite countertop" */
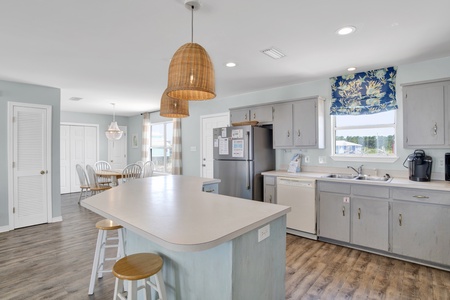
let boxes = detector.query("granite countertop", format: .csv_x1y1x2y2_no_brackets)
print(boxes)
262,170,450,192
81,175,290,252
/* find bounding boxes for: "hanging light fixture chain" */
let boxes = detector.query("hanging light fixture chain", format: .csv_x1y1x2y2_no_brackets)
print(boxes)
191,5,194,43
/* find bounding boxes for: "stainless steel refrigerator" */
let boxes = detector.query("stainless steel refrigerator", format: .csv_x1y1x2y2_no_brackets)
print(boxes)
213,125,275,201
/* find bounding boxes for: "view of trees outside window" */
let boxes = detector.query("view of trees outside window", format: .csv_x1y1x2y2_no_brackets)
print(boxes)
150,121,173,173
334,110,396,156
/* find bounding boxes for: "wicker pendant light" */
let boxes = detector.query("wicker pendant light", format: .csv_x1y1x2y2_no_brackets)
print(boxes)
166,0,215,101
160,89,190,118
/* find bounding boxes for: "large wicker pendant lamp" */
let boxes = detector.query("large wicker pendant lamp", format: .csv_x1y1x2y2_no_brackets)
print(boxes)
160,89,190,118
166,0,215,101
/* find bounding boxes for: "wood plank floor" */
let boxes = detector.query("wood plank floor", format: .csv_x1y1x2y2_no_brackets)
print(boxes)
1,193,449,300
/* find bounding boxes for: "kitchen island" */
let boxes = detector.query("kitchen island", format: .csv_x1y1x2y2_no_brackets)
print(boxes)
81,175,290,300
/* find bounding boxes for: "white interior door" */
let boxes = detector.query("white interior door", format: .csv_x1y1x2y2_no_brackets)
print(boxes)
200,113,229,178
9,103,52,229
108,126,127,169
60,125,71,194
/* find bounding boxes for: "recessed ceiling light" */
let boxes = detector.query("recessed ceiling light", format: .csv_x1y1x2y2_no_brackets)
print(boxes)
226,62,237,67
336,26,357,36
261,47,286,59
347,67,357,71
69,97,83,101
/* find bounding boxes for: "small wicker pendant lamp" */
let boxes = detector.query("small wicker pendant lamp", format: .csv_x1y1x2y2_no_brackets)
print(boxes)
166,0,215,101
160,89,190,118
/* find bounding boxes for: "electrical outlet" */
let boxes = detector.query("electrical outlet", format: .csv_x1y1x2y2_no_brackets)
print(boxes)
304,156,310,163
319,156,327,164
258,224,270,242
439,159,444,167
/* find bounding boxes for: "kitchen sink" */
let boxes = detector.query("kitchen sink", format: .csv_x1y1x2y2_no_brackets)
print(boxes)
324,174,392,183
325,174,358,179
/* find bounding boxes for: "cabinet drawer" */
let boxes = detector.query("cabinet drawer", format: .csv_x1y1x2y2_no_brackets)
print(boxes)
318,182,351,194
392,188,450,205
352,185,390,199
264,176,276,185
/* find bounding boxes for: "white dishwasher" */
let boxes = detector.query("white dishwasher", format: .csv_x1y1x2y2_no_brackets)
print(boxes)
276,177,317,240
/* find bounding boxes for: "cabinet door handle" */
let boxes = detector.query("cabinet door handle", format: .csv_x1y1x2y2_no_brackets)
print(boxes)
253,113,256,119
358,208,361,219
433,123,437,135
342,206,345,216
287,130,290,137
245,113,248,120
399,214,402,226
413,195,429,199
269,195,272,203
297,129,301,137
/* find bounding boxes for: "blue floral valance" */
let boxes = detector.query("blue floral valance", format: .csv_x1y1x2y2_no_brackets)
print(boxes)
330,66,398,115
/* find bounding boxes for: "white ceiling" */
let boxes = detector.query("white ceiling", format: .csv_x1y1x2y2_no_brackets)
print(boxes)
1,0,450,117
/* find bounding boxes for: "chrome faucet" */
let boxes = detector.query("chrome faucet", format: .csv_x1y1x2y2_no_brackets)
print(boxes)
347,165,364,176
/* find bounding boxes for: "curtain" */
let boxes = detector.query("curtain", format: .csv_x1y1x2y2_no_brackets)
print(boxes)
330,66,398,115
172,118,182,175
141,112,151,162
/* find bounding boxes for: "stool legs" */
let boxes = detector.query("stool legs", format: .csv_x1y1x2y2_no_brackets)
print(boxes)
146,271,167,300
89,228,125,295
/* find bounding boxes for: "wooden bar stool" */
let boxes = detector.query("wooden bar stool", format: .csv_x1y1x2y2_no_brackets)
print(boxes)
88,219,125,295
113,253,167,300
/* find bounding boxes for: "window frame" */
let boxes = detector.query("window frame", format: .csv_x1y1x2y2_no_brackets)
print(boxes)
149,120,173,174
330,111,399,163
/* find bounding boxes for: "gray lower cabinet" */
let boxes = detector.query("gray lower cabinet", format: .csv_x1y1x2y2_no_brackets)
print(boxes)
351,198,389,251
202,183,219,194
319,191,350,242
319,181,450,269
392,187,450,267
263,176,276,203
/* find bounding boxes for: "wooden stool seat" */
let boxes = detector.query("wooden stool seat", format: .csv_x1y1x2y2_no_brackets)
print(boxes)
96,219,123,231
113,253,167,300
113,253,163,281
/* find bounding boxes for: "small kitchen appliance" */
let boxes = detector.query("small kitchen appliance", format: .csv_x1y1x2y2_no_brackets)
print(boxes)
403,149,432,182
445,153,450,181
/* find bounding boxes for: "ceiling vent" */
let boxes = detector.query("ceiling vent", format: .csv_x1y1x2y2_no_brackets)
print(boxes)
260,47,286,59
69,97,83,101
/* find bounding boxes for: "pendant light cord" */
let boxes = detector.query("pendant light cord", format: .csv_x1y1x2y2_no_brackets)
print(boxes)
191,5,194,43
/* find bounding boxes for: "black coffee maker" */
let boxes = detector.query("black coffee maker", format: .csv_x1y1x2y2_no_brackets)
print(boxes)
403,149,432,182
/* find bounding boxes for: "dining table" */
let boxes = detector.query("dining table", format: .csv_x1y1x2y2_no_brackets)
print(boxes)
95,169,123,185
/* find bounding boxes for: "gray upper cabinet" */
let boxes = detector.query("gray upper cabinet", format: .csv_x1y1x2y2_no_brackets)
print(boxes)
250,105,273,124
273,97,325,149
230,108,250,124
230,105,273,125
403,80,450,148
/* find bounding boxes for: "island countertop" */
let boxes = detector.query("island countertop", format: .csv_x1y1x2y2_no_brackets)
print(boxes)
81,175,290,252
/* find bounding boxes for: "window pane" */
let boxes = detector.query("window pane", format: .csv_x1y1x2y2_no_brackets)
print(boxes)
336,110,395,127
151,123,165,147
151,148,166,172
335,127,396,155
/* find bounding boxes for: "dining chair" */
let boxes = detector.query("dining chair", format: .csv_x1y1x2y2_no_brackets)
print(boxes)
121,164,142,183
94,161,113,186
135,160,144,168
142,161,155,178
86,165,112,195
76,164,90,203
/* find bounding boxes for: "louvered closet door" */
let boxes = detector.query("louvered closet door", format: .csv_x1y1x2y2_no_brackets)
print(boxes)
13,105,50,228
60,125,71,194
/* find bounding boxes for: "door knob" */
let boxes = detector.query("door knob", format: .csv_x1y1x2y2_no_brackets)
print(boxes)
40,170,45,175
202,164,206,167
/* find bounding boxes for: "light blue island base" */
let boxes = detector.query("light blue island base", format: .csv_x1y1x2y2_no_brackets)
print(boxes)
125,216,286,300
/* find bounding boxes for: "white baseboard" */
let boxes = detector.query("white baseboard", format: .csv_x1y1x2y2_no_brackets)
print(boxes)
52,216,63,223
0,225,11,233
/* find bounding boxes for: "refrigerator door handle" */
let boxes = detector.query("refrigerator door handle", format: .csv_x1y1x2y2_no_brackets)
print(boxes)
246,160,251,189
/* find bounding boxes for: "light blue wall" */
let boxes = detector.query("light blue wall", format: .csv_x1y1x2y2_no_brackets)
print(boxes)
177,55,450,177
0,80,61,227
